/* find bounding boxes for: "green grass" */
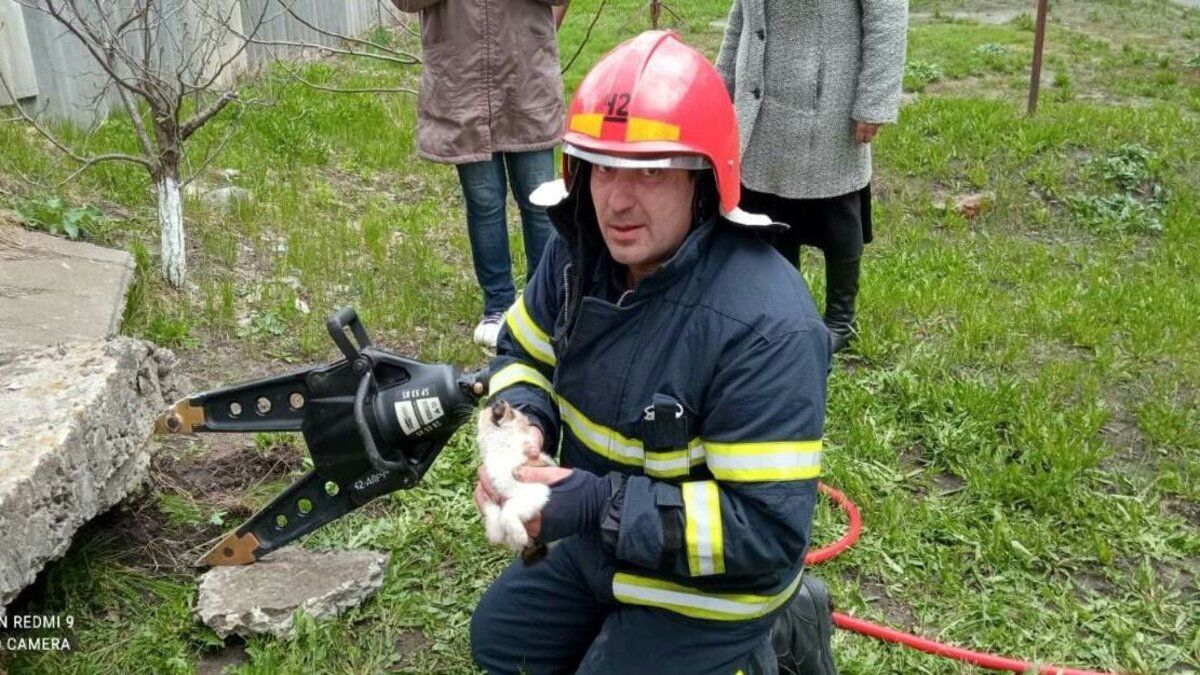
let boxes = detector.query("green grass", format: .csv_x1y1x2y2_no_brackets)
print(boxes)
2,0,1199,673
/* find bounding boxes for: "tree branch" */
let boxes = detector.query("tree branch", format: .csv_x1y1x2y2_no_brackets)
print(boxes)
179,90,237,141
187,0,272,94
18,0,153,100
280,4,420,63
562,0,609,75
181,102,247,187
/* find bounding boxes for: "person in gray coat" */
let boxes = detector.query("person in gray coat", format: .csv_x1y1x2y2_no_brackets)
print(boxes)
716,0,907,352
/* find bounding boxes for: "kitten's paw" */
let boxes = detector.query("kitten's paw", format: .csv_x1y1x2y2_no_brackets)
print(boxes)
502,517,530,550
482,501,505,545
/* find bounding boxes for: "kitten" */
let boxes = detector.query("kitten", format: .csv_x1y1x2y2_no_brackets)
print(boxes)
476,400,555,553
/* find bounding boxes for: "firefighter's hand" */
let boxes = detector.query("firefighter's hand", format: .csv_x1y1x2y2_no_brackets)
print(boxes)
473,465,502,513
509,466,573,539
516,467,614,543
855,121,883,144
522,426,545,462
471,452,560,524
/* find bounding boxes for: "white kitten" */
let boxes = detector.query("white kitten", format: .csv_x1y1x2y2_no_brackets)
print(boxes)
476,400,555,550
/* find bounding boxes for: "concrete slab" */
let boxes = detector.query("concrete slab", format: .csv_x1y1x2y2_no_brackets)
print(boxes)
195,547,390,639
0,338,183,616
0,222,135,349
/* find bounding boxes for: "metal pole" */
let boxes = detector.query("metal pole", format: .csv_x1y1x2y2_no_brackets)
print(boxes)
651,0,660,29
1027,0,1049,115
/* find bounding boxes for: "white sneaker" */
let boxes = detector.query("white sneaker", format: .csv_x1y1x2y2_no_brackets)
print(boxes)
473,313,505,349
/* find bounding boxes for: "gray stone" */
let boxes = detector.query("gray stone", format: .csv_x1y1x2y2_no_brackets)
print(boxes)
195,547,389,639
201,186,253,211
0,338,183,615
0,224,135,349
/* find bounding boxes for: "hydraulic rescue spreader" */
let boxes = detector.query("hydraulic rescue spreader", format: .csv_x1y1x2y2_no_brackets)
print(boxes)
155,307,485,566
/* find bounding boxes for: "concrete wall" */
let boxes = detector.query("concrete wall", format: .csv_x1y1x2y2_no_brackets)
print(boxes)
3,0,396,126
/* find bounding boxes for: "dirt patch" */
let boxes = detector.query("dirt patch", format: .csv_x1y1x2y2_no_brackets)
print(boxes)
1098,410,1155,475
172,335,309,393
930,471,967,495
911,10,1027,25
1028,340,1095,369
1163,499,1200,528
85,436,306,573
1158,557,1198,594
1073,570,1117,597
851,575,919,630
155,434,305,515
392,629,432,669
196,643,249,675
897,444,967,496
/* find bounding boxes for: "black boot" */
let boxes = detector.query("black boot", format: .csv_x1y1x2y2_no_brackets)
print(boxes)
772,574,838,674
824,258,860,353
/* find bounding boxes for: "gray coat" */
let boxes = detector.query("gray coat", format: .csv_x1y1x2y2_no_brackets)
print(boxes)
393,0,567,164
716,0,907,200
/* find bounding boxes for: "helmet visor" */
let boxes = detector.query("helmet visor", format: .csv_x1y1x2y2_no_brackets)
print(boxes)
564,143,711,171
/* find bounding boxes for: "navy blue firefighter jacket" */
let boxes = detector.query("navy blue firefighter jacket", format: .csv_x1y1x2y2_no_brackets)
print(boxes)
486,177,831,623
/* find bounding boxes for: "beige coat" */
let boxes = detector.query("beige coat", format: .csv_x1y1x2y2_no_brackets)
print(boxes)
392,0,568,164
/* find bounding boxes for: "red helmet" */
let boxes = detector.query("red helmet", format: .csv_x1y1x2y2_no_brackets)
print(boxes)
547,31,762,225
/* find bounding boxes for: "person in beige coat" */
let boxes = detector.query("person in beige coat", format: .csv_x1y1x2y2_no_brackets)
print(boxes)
392,0,570,348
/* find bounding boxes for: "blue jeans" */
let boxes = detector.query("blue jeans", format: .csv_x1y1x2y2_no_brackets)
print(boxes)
456,150,556,316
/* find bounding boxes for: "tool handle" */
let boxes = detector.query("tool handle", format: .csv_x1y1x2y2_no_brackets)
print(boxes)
353,369,413,476
326,306,373,361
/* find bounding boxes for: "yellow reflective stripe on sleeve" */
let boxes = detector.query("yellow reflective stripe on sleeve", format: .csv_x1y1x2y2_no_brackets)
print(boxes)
487,363,554,399
559,398,709,474
682,481,724,576
558,397,644,466
504,296,556,367
643,439,705,478
703,440,823,481
612,570,803,621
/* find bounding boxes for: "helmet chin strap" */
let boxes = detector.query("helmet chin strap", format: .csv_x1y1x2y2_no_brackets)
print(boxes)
692,170,720,224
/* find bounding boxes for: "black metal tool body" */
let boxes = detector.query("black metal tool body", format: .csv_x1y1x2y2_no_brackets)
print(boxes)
156,307,486,565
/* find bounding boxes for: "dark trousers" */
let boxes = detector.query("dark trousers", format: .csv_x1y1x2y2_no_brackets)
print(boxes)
739,185,873,264
471,535,779,675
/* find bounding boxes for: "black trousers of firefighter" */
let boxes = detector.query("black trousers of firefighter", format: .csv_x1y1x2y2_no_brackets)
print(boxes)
470,534,780,675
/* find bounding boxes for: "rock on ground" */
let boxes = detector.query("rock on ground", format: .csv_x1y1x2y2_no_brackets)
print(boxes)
201,186,253,212
196,547,390,639
0,339,183,615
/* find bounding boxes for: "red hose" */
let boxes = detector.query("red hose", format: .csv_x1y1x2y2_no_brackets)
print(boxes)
831,612,1113,675
809,481,1118,675
805,483,862,565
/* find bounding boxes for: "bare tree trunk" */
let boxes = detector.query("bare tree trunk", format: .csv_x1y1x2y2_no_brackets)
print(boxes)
157,161,185,287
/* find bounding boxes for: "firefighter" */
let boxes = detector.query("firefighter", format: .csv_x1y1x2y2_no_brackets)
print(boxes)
472,31,836,675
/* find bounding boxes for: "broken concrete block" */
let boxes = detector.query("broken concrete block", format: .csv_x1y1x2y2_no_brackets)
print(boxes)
0,224,135,348
0,338,183,615
195,547,389,639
